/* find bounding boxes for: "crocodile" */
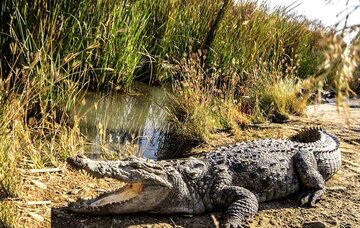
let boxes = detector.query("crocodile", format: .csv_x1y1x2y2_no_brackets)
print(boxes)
67,128,341,227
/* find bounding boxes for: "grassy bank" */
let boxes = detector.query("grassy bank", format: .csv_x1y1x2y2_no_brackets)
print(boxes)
1,0,322,87
0,0,326,142
0,0,356,226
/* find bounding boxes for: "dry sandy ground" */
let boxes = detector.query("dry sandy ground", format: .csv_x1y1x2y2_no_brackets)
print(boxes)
20,100,360,228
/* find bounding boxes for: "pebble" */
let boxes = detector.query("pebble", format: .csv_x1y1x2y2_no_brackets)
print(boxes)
302,221,326,228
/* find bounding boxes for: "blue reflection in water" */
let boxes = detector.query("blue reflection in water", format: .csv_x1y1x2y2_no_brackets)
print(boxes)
76,83,170,160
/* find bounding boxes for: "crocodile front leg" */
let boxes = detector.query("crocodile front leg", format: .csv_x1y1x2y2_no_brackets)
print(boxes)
218,186,258,228
213,166,259,228
294,150,325,207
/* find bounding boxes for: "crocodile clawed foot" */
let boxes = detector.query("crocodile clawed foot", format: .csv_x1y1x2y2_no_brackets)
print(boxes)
67,154,88,170
298,189,325,207
222,217,250,228
222,221,249,228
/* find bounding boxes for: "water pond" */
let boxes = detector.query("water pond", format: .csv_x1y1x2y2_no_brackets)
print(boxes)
76,83,172,160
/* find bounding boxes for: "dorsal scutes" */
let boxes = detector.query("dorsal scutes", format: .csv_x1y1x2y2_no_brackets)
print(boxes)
289,127,324,143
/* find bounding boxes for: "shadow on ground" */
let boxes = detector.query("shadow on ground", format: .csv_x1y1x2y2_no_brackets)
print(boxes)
51,207,216,228
51,197,299,228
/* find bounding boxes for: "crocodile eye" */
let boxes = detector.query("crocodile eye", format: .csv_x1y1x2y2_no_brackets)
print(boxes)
184,169,202,179
182,160,206,179
184,167,204,179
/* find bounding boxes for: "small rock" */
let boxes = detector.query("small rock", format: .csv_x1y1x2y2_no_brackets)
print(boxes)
302,221,326,228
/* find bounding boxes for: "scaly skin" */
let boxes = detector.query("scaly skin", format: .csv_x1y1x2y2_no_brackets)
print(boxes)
67,128,341,227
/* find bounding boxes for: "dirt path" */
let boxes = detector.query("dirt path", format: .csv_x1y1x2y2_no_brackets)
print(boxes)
49,100,360,227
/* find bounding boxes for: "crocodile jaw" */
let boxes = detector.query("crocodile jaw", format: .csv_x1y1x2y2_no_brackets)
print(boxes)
69,181,170,214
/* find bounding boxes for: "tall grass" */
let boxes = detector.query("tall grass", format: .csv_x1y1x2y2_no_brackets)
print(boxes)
1,0,323,88
1,0,154,90
210,2,323,78
168,46,306,141
0,76,83,226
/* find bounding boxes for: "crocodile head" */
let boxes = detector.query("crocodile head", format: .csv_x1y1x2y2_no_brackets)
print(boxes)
67,155,208,214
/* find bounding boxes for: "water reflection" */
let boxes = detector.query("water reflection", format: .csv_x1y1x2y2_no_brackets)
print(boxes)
77,84,170,159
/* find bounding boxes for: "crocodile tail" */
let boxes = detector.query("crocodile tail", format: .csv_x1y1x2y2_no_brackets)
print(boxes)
289,127,324,143
290,127,340,148
290,127,341,180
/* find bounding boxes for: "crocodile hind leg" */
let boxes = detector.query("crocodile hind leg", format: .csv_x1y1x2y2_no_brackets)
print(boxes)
294,150,325,207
